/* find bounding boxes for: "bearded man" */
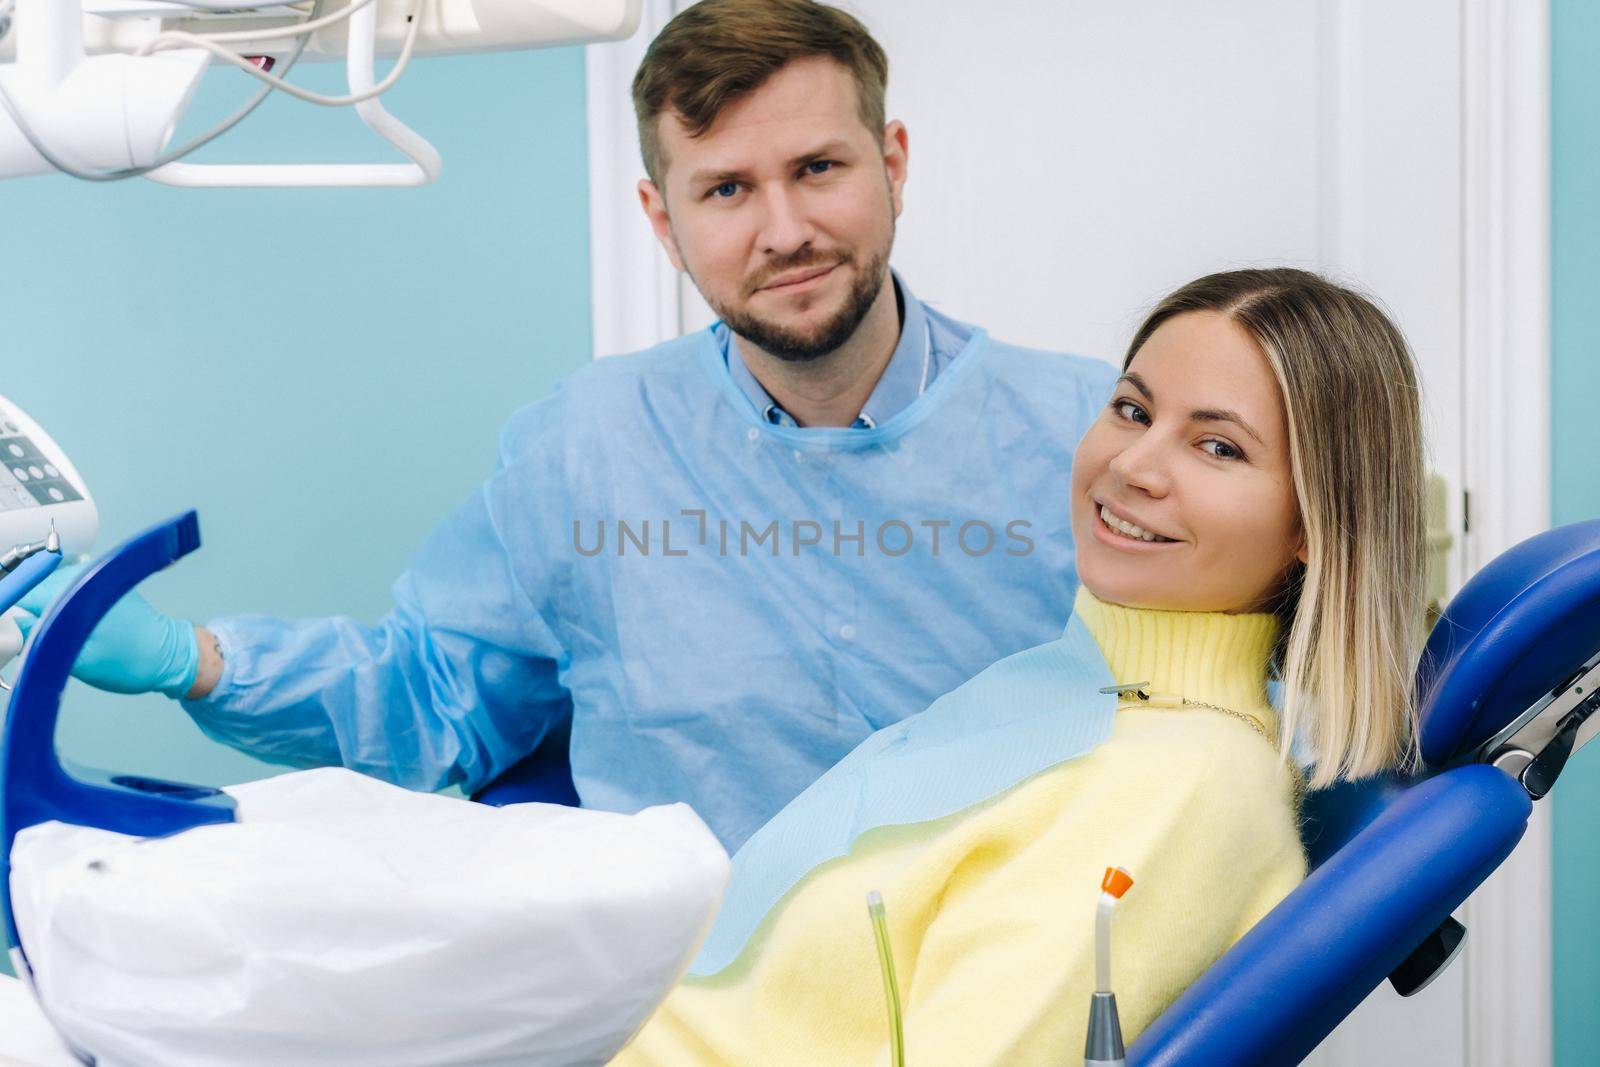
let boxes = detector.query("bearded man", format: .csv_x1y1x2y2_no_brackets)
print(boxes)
20,0,1113,852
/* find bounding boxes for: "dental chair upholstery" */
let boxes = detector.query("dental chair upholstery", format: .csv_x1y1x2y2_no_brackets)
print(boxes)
479,519,1600,1066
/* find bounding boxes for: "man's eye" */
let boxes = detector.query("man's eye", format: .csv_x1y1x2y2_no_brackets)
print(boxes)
1112,399,1150,425
805,160,835,176
709,182,740,199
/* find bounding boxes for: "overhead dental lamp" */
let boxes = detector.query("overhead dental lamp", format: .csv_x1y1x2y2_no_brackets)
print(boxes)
0,0,640,187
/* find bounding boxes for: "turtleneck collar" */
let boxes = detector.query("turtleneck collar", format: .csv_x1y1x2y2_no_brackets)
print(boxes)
1072,586,1279,726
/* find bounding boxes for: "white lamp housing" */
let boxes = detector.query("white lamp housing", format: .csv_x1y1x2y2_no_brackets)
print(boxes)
0,0,206,178
0,0,642,188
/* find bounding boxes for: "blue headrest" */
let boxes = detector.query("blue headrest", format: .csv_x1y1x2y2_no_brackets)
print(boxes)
1418,520,1600,767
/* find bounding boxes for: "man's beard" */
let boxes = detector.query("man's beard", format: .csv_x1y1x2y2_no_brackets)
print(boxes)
711,246,889,364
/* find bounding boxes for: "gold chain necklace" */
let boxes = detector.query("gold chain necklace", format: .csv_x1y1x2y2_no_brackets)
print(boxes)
1098,682,1276,745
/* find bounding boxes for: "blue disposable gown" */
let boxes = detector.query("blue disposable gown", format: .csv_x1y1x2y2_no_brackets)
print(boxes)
184,306,1116,850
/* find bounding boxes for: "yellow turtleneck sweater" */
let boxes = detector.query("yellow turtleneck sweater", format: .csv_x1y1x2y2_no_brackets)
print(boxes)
612,590,1306,1067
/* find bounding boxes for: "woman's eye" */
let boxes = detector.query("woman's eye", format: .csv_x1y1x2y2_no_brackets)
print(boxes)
1201,438,1245,461
1112,399,1150,425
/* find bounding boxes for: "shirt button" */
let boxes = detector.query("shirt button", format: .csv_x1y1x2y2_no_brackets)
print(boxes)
793,449,804,461
839,624,857,641
746,427,759,442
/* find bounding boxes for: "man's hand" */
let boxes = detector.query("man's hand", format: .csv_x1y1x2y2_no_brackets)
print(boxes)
13,563,208,699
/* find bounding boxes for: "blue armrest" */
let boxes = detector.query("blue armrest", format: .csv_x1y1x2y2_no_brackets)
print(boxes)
1128,764,1531,1066
1,513,237,969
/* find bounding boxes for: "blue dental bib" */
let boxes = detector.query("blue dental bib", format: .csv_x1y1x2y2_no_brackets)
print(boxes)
689,613,1117,976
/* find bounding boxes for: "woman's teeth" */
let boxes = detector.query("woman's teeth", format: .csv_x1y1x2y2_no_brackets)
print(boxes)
1100,505,1176,543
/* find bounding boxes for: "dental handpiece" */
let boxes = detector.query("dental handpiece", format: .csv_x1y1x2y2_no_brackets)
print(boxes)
0,526,63,687
0,525,61,574
0,526,63,619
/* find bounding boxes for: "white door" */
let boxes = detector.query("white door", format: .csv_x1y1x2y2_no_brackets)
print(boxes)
586,2,1551,1062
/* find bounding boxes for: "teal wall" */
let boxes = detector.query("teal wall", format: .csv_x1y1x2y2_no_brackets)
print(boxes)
1552,0,1600,1061
0,48,592,971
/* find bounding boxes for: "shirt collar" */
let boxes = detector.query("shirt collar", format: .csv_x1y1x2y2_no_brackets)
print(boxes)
724,271,931,429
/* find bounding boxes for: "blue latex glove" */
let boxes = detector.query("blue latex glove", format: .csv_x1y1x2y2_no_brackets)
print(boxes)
12,562,200,698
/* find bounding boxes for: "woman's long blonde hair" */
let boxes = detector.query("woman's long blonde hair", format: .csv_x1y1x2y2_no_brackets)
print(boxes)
1126,268,1427,786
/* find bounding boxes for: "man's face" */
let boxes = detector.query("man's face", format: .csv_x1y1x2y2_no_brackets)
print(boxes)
639,57,908,362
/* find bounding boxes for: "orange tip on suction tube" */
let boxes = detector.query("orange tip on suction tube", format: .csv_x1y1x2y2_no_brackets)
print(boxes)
1101,867,1133,899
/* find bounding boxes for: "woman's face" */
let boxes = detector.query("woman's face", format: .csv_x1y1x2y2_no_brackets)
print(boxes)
1069,310,1305,614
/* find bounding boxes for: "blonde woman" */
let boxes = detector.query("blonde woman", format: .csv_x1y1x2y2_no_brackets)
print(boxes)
613,268,1428,1067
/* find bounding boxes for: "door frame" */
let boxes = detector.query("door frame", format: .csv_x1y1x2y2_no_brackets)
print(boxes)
1456,1,1552,1064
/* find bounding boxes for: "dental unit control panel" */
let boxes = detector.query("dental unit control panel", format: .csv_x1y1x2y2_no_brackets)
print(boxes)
0,395,96,674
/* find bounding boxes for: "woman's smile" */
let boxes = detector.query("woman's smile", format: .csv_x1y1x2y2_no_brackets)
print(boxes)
1095,501,1181,546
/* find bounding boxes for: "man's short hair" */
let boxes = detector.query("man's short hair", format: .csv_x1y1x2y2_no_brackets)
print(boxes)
632,0,890,189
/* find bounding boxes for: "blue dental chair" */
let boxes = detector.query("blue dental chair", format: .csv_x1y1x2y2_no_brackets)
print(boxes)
4,514,1599,1064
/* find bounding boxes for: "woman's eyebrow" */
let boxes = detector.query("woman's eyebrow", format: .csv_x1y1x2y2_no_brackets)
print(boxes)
1117,373,1154,401
1118,373,1264,444
1191,408,1264,445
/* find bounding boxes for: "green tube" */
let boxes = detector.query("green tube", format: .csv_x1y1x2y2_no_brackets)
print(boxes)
868,890,906,1067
